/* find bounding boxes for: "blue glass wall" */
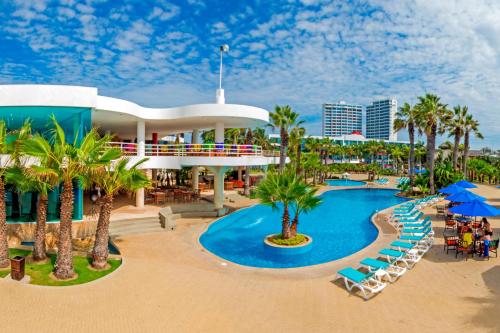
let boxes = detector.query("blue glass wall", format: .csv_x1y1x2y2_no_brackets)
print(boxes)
0,106,92,222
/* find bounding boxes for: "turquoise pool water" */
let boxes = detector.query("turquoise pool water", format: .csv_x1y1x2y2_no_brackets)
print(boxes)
326,179,366,186
200,189,407,268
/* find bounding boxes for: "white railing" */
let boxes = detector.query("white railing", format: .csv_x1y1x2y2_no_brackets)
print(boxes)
107,142,280,158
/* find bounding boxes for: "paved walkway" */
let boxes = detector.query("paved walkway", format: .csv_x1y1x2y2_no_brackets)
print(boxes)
1,179,499,333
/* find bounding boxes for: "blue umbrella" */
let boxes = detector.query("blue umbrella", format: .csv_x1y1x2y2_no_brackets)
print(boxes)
449,199,500,216
446,190,486,203
454,180,477,188
439,184,465,195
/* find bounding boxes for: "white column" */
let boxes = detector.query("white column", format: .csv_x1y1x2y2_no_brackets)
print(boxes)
137,120,145,157
213,166,227,210
215,122,224,143
136,120,146,208
192,129,200,191
216,89,225,104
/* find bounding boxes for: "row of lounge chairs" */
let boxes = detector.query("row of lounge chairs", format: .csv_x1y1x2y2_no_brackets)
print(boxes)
396,177,409,185
336,199,436,300
374,178,389,185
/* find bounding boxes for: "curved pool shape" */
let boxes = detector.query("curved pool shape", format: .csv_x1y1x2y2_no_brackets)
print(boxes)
326,179,366,186
200,189,407,268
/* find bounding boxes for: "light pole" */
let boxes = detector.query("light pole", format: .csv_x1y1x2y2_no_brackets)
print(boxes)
216,44,229,104
219,44,229,89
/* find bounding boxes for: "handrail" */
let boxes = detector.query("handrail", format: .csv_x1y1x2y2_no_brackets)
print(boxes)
107,142,280,158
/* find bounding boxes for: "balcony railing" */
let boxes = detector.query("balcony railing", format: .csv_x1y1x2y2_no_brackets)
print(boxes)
107,142,279,158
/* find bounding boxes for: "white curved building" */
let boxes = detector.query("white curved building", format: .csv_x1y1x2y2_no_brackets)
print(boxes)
0,84,277,219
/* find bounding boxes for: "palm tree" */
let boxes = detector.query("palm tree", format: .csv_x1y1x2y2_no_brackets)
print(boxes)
25,117,116,279
256,172,304,239
0,120,33,268
88,158,149,269
415,94,452,194
243,128,253,196
290,186,321,237
252,127,271,151
446,105,467,171
394,102,417,186
5,165,58,262
269,105,303,172
289,126,305,176
462,114,483,178
0,120,11,268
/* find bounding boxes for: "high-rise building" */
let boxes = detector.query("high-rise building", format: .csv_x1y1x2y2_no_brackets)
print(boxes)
322,101,363,137
365,98,397,141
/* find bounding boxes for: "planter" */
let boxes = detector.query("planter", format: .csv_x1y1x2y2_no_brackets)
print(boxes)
263,234,313,256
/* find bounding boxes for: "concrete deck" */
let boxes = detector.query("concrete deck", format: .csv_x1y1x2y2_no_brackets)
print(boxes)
1,176,499,333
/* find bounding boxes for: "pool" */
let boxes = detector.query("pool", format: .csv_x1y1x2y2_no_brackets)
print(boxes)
326,179,366,186
200,188,407,268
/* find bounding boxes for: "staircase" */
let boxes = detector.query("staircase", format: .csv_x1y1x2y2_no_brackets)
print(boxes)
109,217,163,237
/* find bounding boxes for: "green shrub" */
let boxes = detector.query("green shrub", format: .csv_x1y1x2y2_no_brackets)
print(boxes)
268,234,308,246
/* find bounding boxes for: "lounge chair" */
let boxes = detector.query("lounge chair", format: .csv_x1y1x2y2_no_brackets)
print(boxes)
336,267,387,300
379,248,420,268
360,258,406,282
391,240,429,255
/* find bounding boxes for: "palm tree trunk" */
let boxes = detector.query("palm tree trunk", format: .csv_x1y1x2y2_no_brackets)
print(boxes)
408,123,415,188
463,131,470,178
295,144,302,176
0,178,9,268
92,194,113,269
54,180,75,279
427,126,437,195
281,204,291,239
290,214,298,237
279,128,287,172
33,194,48,262
243,166,250,196
453,129,460,171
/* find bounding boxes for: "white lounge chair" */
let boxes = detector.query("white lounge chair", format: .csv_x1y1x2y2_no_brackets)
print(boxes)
336,267,387,300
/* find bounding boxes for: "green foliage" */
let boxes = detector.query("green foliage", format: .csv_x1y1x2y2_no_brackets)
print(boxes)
268,234,307,246
397,182,411,193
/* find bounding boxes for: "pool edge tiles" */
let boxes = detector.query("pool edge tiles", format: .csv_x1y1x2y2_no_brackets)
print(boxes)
199,188,407,269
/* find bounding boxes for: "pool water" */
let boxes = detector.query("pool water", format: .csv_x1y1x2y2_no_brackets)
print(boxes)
200,189,406,268
326,179,366,186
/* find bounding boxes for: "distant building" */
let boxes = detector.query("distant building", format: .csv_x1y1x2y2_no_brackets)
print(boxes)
366,98,397,141
322,101,363,137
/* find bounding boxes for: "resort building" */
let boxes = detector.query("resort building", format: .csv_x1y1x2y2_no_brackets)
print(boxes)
0,84,279,222
365,98,398,141
322,101,363,137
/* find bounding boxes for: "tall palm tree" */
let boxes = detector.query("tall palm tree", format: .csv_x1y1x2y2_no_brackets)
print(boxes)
252,127,271,151
5,165,58,262
394,102,417,186
289,126,305,176
25,117,116,279
415,94,452,194
269,105,303,172
290,186,321,237
462,114,483,178
0,120,32,268
87,158,149,269
243,128,253,196
447,105,467,171
256,172,304,239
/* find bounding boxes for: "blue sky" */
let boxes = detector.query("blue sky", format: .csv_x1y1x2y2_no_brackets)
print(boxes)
0,0,499,149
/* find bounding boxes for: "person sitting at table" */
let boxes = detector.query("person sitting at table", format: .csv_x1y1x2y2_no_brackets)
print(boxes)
483,218,493,237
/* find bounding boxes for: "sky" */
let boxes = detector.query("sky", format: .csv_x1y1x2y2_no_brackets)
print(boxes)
0,0,499,149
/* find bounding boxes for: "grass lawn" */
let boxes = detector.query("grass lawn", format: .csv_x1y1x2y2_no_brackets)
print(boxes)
0,249,121,286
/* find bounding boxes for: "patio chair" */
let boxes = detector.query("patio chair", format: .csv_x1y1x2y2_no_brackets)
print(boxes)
436,205,446,218
443,235,459,254
487,239,498,259
456,239,474,260
336,267,387,300
444,218,456,230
